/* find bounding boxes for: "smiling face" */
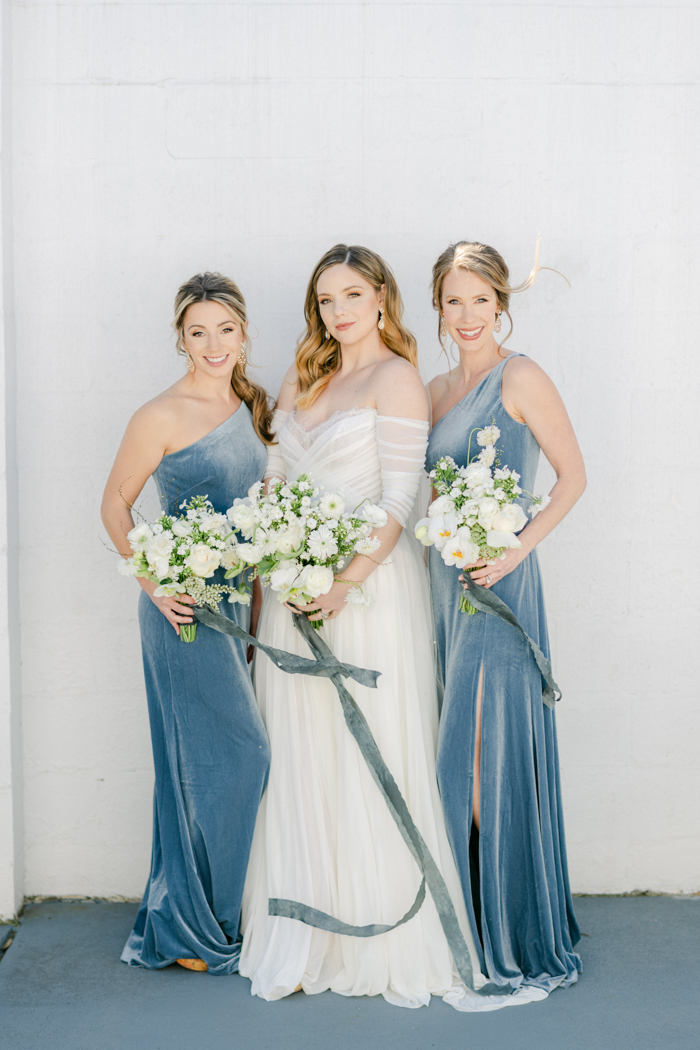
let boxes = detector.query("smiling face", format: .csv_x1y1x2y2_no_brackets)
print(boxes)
441,268,501,354
316,263,385,347
181,300,246,377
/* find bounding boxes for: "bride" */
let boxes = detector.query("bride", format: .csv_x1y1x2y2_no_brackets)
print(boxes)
238,244,542,1011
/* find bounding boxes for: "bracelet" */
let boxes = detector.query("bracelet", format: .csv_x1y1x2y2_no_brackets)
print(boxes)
334,576,364,588
356,554,383,566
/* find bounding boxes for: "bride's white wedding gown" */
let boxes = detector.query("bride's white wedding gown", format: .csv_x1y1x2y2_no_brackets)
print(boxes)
239,407,545,1011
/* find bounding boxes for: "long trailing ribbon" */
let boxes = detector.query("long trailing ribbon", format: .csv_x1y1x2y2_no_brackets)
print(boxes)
462,574,561,709
193,604,509,998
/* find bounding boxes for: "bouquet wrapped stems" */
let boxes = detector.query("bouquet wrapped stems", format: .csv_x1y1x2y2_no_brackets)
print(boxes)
179,623,198,643
459,567,480,615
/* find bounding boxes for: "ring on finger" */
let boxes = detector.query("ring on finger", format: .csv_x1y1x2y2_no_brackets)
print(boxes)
321,612,330,620
485,574,492,585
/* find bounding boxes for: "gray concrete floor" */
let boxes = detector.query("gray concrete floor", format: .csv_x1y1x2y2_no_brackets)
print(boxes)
0,897,698,1050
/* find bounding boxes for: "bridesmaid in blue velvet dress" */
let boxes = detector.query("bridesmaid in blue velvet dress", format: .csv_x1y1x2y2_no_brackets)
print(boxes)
426,242,586,998
102,273,272,974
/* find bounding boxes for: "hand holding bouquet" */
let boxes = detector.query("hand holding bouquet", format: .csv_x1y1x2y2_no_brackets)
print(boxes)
118,495,251,641
415,425,548,613
226,476,387,627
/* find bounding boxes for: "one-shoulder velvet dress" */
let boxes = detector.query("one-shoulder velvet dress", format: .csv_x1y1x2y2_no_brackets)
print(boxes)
427,355,581,997
122,404,270,974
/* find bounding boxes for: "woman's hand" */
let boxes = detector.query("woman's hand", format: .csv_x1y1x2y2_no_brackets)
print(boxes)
139,578,196,633
288,580,355,622
459,547,527,591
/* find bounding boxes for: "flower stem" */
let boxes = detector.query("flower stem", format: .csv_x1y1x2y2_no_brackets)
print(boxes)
179,623,198,642
459,594,478,615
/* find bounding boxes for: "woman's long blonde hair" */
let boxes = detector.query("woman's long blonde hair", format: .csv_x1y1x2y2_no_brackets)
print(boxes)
173,272,274,444
431,240,558,348
295,244,418,410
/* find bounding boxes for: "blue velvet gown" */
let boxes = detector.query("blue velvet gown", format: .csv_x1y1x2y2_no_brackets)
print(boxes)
427,355,581,995
122,405,270,975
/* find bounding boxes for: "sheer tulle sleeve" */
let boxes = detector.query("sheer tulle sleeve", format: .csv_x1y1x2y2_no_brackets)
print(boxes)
375,415,429,528
264,409,289,481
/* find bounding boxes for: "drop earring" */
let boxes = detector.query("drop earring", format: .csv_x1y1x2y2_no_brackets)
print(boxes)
439,316,446,340
237,346,247,367
377,308,385,331
186,351,195,373
324,328,330,340
494,312,502,333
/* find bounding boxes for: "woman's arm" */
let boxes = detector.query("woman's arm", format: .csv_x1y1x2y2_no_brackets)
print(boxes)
101,401,197,633
464,356,586,590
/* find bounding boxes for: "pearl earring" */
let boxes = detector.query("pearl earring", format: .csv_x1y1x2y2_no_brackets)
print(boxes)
237,346,247,367
494,313,502,333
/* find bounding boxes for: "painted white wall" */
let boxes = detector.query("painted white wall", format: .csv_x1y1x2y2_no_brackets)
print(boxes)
1,0,697,914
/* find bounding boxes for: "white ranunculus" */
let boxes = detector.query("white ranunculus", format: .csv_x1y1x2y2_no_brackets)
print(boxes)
414,517,431,544
477,497,500,529
274,524,302,555
184,543,221,577
146,532,175,558
269,561,301,593
227,500,256,536
464,462,492,490
236,542,264,564
297,564,334,598
227,590,251,606
427,513,459,550
362,504,388,528
117,558,138,576
476,424,500,447
127,523,153,550
171,519,193,537
491,503,528,533
428,494,456,519
486,529,523,549
319,492,346,518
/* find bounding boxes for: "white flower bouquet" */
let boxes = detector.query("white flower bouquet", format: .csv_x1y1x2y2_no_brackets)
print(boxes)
118,494,251,641
415,425,548,614
226,475,387,628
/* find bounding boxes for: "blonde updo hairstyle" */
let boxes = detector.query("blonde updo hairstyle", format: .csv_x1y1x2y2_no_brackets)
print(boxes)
173,272,274,444
295,244,418,410
431,241,545,350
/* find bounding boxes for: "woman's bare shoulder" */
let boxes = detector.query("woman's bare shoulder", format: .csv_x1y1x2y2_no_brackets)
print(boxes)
275,362,300,412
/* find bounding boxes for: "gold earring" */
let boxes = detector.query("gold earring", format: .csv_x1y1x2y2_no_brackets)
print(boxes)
378,308,385,331
494,312,502,333
237,346,247,367
324,328,330,340
439,317,446,340
185,351,195,373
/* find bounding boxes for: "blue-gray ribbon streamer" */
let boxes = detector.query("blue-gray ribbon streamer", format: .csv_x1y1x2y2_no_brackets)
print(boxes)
193,604,510,997
463,575,561,709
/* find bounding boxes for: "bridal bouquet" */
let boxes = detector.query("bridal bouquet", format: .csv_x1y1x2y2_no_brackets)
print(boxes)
117,495,251,641
226,476,387,626
415,424,547,614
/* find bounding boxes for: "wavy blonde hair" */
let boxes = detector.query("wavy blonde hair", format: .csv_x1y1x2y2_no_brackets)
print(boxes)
431,240,560,348
174,272,274,444
295,244,418,410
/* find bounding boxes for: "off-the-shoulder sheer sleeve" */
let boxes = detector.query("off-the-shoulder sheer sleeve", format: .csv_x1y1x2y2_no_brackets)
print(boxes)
376,415,429,528
264,409,289,481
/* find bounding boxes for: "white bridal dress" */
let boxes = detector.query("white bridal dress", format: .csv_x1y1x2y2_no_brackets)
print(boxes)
239,407,545,1011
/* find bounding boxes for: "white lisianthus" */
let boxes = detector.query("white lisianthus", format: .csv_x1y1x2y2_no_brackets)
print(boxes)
227,590,251,606
117,558,139,576
308,526,339,560
486,529,523,549
269,561,301,593
127,523,153,551
464,463,492,490
354,536,381,556
476,497,500,529
185,543,221,577
171,520,193,538
427,512,459,550
362,504,388,528
477,424,500,446
491,503,528,534
414,517,431,544
297,564,334,598
227,500,255,537
428,494,456,519
319,492,346,518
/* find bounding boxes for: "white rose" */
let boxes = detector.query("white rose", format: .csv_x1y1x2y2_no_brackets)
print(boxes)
184,543,221,578
477,497,500,529
486,529,523,549
491,503,528,533
362,504,388,528
427,512,459,550
227,500,256,536
236,542,264,564
414,517,431,544
269,561,302,593
171,520,193,537
127,523,153,551
464,463,491,490
274,524,302,555
428,495,456,519
297,564,334,598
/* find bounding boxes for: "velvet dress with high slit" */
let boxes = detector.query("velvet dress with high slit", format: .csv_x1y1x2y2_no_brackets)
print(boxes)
121,404,270,975
427,354,581,997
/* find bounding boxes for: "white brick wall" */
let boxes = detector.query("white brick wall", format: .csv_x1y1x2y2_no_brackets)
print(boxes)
1,0,697,915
